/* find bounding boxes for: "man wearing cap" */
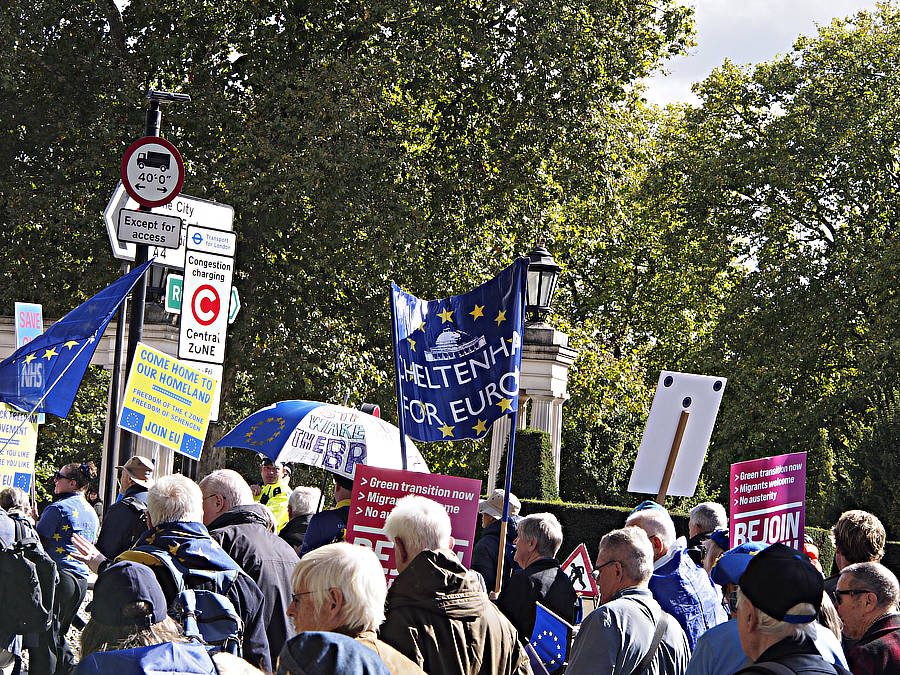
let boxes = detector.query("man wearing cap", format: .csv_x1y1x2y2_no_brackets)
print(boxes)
251,457,291,531
299,473,353,557
687,543,847,675
835,561,900,675
735,543,850,674
94,455,154,560
472,489,522,593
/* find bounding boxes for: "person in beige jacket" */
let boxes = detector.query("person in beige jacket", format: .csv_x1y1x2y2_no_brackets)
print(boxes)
284,542,424,675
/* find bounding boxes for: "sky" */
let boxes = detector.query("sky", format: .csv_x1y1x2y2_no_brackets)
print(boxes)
645,0,882,106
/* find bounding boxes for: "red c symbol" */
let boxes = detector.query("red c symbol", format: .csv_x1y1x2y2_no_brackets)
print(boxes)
191,285,220,326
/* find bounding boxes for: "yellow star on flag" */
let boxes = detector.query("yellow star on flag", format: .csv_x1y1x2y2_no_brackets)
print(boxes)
63,340,79,350
473,419,487,435
416,321,426,332
43,347,58,360
469,305,484,320
407,371,414,381
147,533,157,544
24,353,36,364
438,423,455,438
408,338,416,352
52,533,61,541
169,544,180,555
494,309,506,326
497,398,513,412
438,307,454,323
61,524,70,531
56,547,65,554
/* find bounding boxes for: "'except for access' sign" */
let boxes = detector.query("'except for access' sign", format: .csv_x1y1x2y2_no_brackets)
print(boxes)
178,230,237,365
118,343,217,460
117,208,182,249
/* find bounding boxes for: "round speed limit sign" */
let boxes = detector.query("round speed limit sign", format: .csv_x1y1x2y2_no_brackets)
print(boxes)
120,136,185,207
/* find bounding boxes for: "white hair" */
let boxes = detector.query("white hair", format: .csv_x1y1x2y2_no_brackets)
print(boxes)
199,469,254,510
148,474,203,525
689,502,728,533
290,542,387,634
599,527,655,584
383,495,452,558
625,508,676,552
736,589,818,642
289,486,321,516
517,513,564,558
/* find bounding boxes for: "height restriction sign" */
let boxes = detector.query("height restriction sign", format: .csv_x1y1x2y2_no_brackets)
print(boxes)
120,136,185,207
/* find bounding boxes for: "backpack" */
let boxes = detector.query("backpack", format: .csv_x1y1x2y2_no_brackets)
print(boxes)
0,516,58,634
120,495,151,548
129,546,243,658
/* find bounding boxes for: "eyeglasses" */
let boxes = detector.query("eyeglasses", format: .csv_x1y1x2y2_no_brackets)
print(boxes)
834,589,872,605
290,589,327,605
53,471,75,481
202,494,219,502
591,560,620,580
722,590,738,615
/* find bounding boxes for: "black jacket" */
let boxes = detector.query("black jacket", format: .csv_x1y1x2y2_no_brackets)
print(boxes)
471,517,520,593
279,513,312,552
496,556,578,640
94,484,149,559
737,636,849,674
207,503,298,666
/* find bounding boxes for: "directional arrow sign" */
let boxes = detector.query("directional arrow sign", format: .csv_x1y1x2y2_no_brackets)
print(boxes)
104,182,233,267
228,287,240,324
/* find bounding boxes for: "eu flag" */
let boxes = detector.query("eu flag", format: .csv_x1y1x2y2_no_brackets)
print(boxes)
530,602,572,672
391,258,527,443
0,260,154,418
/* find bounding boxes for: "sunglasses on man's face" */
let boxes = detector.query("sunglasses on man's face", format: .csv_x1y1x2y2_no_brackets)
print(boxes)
834,589,872,605
53,471,75,481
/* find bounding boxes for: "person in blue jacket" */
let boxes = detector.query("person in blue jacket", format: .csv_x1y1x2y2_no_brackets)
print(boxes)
299,472,352,557
35,461,100,675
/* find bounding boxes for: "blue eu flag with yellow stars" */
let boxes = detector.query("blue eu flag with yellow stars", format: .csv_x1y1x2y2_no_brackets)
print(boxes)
391,258,528,443
0,260,154,418
530,602,572,672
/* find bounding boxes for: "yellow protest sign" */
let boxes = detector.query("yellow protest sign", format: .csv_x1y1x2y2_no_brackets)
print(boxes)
118,343,218,459
0,403,39,492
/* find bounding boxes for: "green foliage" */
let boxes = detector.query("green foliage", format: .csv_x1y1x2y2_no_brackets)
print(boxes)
496,428,557,500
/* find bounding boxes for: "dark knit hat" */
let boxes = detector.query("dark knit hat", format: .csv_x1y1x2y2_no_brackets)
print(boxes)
89,561,167,627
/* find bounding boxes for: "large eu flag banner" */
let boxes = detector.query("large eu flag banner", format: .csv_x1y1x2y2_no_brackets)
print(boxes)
391,258,527,442
0,260,153,418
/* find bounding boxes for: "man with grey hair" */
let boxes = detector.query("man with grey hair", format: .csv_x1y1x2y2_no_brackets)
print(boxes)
496,512,577,651
379,495,530,675
72,473,272,671
626,504,726,648
200,468,298,663
280,485,321,552
686,502,727,566
735,543,848,674
285,542,425,673
835,561,900,674
567,526,689,674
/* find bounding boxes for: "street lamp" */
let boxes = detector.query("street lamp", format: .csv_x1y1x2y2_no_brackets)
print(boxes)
525,241,561,322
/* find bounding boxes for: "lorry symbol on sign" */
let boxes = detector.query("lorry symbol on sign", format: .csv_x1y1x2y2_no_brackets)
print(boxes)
191,285,220,326
137,151,171,170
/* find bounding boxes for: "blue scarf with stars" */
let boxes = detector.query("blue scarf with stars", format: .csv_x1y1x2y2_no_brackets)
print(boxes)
125,521,239,572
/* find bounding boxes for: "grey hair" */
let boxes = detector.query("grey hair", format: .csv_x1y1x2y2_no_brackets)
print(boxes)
736,589,818,643
290,542,387,634
841,562,900,610
383,495,452,558
199,469,254,510
147,474,203,525
0,486,30,515
689,502,728,533
289,486,321,516
598,526,654,584
517,513,564,558
625,508,676,551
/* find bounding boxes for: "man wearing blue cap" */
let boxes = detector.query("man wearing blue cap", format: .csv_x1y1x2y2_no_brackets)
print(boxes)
735,543,851,674
687,543,847,675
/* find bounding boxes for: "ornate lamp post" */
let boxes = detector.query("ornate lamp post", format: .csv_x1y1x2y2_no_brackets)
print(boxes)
525,241,562,323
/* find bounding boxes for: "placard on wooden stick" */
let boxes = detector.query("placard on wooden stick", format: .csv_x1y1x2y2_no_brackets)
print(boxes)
627,371,726,499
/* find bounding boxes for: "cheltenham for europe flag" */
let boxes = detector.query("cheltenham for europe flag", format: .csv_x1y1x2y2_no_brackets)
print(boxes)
0,260,154,418
391,258,527,442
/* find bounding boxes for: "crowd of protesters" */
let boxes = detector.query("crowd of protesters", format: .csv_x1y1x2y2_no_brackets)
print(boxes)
1,455,898,675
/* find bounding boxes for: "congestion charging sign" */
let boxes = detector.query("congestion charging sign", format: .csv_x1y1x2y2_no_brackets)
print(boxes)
178,226,236,365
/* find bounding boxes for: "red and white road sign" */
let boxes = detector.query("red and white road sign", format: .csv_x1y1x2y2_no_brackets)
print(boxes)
120,136,185,207
560,543,599,597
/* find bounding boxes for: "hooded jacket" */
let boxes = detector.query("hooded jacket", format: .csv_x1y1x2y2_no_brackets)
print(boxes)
277,631,390,675
379,549,532,675
207,503,298,664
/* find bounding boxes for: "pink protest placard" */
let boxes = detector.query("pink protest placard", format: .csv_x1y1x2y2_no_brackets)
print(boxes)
345,465,482,584
730,451,806,549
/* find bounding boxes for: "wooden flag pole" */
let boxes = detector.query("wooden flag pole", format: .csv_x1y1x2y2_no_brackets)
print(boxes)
656,410,690,504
